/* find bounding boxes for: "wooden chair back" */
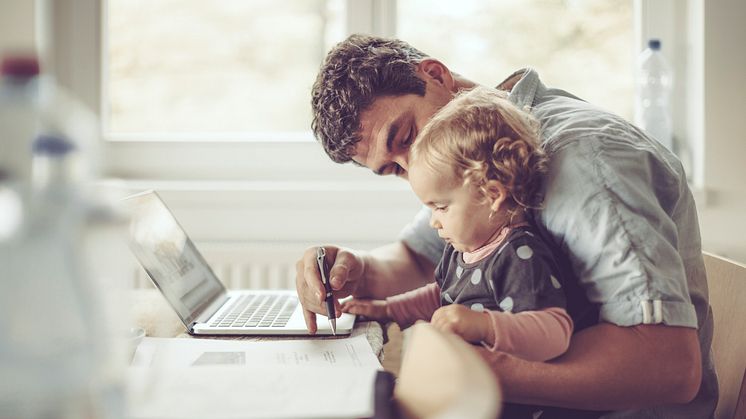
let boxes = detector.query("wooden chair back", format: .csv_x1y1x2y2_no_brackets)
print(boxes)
704,252,746,419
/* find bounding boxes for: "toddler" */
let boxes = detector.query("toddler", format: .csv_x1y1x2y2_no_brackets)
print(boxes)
342,86,573,362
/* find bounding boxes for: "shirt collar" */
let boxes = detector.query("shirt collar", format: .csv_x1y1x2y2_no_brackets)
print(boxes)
497,67,543,110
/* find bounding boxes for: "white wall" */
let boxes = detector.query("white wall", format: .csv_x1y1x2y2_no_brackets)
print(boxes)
0,0,35,56
697,0,746,263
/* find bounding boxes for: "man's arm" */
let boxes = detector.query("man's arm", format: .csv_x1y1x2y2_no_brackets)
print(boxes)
478,322,702,410
357,241,435,299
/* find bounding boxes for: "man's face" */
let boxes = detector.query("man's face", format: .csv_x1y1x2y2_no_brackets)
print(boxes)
352,71,454,179
408,163,495,253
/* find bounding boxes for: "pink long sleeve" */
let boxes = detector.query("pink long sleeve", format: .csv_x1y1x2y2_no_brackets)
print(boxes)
386,282,441,329
482,306,573,362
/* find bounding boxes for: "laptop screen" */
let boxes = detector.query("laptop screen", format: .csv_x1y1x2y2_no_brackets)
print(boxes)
125,191,225,325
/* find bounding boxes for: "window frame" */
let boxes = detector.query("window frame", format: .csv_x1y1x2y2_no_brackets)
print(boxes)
42,0,391,183
635,0,704,187
46,0,699,185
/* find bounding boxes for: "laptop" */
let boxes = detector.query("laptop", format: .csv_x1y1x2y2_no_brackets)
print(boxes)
124,190,355,336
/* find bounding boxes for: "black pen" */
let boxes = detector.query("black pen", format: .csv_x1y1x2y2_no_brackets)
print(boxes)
316,247,337,335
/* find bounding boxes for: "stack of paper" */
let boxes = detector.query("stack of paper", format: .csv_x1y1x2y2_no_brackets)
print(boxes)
127,335,382,419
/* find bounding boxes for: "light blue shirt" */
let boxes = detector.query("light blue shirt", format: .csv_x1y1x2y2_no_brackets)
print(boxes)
399,69,716,418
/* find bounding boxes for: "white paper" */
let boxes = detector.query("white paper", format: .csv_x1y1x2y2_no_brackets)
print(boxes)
131,335,381,369
126,335,382,419
126,366,379,419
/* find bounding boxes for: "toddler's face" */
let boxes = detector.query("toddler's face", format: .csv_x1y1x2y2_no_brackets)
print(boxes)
409,163,501,253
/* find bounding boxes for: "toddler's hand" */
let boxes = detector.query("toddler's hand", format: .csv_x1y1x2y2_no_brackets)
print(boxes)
431,304,491,344
341,298,390,322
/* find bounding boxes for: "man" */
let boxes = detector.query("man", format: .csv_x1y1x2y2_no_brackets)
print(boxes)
296,34,715,417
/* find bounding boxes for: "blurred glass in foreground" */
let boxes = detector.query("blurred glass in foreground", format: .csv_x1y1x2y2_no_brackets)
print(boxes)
0,53,130,419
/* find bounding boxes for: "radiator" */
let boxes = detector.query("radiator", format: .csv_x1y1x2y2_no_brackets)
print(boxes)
131,242,302,290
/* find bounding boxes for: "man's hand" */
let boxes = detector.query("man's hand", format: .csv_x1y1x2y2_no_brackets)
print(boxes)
431,304,493,344
341,298,391,322
294,245,366,334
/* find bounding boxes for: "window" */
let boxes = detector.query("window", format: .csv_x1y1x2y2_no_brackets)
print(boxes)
51,0,682,184
397,0,635,119
105,0,345,140
46,0,704,246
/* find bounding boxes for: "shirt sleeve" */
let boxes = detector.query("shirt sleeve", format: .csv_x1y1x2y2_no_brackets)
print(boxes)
398,205,444,266
386,282,442,329
481,307,573,362
537,137,698,328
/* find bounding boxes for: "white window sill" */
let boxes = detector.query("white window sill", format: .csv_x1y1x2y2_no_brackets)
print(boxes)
97,178,422,245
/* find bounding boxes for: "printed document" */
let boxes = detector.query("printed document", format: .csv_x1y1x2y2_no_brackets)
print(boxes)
127,335,382,419
131,334,381,369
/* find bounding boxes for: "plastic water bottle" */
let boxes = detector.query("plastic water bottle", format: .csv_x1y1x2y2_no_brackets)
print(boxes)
0,53,128,419
635,39,674,151
0,55,40,241
0,55,40,184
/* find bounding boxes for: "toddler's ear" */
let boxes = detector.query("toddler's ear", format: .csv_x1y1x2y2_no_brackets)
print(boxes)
483,180,508,212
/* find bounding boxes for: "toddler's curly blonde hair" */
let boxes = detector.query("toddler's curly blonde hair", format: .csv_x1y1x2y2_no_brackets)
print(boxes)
411,86,548,215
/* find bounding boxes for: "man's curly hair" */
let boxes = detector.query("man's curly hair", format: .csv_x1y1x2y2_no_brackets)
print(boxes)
412,86,548,213
311,34,429,163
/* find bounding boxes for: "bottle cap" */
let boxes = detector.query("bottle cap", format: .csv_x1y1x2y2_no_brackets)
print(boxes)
32,134,76,156
0,55,40,78
648,39,661,50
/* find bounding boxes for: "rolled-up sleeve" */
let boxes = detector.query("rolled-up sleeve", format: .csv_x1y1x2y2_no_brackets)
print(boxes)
538,135,698,328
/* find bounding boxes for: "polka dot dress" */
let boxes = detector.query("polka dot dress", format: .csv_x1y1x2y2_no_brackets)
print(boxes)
434,226,568,315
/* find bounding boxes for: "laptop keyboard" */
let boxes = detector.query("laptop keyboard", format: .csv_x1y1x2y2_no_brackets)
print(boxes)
209,294,298,328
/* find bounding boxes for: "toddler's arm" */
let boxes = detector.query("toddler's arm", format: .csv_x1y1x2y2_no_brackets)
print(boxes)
482,307,573,362
341,282,441,327
386,282,441,329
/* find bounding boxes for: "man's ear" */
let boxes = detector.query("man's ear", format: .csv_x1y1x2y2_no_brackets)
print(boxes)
483,180,508,212
417,59,455,91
